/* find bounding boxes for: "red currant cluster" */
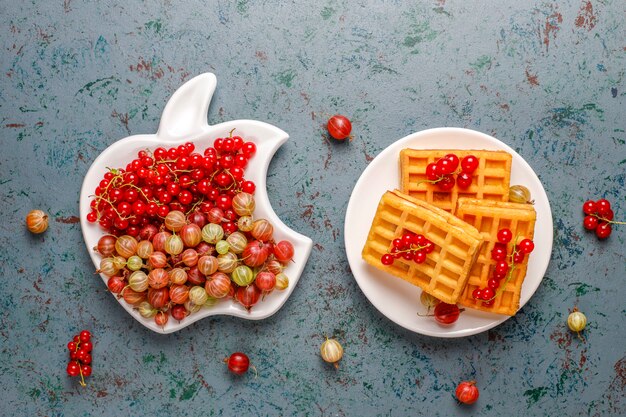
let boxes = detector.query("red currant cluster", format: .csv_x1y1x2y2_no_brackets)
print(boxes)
86,132,257,237
380,232,434,265
582,198,623,239
471,228,534,307
424,153,479,191
66,330,93,386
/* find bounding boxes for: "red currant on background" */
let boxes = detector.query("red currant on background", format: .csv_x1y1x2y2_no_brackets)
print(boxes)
582,200,597,215
327,115,352,140
583,215,598,230
595,222,611,239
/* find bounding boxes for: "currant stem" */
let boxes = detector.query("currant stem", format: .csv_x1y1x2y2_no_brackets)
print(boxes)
593,214,626,225
78,364,86,387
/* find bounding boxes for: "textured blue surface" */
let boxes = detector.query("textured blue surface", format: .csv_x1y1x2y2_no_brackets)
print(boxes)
1,1,625,416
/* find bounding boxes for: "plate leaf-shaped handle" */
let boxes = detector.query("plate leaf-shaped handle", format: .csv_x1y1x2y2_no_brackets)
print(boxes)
157,72,216,142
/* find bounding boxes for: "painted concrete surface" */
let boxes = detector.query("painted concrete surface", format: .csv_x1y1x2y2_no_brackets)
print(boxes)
1,1,624,416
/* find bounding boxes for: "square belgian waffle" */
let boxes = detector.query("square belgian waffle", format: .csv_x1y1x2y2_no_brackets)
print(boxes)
361,190,483,305
399,149,512,213
455,198,537,316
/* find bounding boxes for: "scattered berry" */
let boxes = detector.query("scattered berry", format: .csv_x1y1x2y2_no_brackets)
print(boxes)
26,209,49,234
456,380,479,404
66,330,92,387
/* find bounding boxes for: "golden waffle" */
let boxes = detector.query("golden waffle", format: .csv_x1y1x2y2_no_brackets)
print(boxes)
362,190,484,304
455,198,536,316
400,149,512,213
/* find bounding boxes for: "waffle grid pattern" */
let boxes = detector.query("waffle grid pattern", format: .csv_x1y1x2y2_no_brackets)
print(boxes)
400,149,513,213
362,191,483,304
455,198,536,316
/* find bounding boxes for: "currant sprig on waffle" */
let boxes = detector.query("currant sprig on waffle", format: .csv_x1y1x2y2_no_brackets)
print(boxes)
381,232,434,265
471,228,534,307
421,153,479,191
582,198,624,239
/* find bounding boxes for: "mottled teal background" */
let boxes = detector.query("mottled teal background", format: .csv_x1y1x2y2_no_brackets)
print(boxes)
1,0,625,416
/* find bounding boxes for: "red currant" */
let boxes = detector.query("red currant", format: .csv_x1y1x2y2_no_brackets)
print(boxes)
491,244,507,261
512,250,524,263
596,199,611,215
461,155,479,173
583,215,598,230
413,251,426,263
437,174,455,191
67,362,80,377
443,153,459,171
242,142,256,157
497,228,513,244
495,261,509,274
582,200,596,215
472,288,482,300
518,239,535,254
381,254,394,265
456,172,472,189
79,330,91,342
436,158,455,175
241,181,256,194
425,163,439,181
481,288,494,300
595,222,612,239
82,365,92,377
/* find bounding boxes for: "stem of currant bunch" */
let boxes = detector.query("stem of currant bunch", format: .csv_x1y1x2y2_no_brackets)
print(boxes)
593,214,626,225
388,243,429,256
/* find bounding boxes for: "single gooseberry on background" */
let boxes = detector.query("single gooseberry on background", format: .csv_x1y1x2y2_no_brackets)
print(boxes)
455,380,479,404
327,115,352,140
567,308,587,339
26,209,49,234
320,338,343,369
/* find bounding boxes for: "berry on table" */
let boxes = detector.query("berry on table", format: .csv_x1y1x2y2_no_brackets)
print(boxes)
581,198,623,240
66,330,93,387
327,115,352,140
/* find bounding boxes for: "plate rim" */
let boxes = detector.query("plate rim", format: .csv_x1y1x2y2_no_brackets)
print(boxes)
344,127,553,338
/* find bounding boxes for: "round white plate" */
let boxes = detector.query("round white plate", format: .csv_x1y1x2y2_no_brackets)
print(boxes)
344,127,553,338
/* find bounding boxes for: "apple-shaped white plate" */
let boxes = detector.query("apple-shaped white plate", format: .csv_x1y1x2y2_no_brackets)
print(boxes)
80,73,313,334
345,128,553,338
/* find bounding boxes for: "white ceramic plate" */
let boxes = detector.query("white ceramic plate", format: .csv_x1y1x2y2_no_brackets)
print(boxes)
80,73,313,334
344,128,553,338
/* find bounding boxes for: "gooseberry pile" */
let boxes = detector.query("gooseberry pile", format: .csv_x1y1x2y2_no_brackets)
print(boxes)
423,153,479,191
417,292,464,324
582,198,623,239
88,134,294,326
380,232,434,266
66,330,93,387
472,228,534,307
